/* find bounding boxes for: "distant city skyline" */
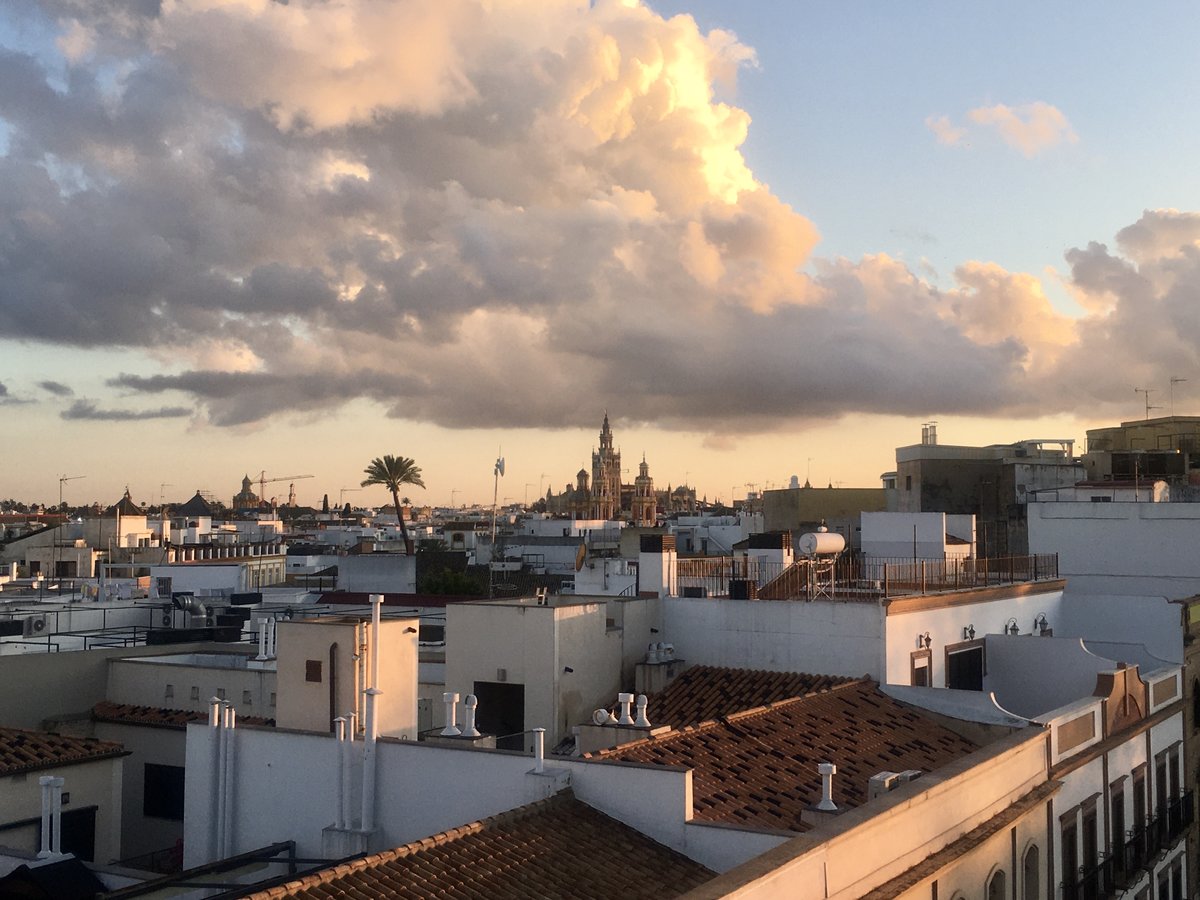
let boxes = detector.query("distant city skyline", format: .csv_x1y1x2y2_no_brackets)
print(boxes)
2,1,1198,507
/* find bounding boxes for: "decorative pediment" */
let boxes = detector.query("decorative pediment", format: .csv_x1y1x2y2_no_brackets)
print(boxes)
1093,663,1148,736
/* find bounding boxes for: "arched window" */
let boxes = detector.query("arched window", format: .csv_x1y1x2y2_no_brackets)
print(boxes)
1023,845,1040,900
987,870,1006,900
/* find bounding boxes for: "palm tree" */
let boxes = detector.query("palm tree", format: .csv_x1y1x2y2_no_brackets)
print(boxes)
361,455,425,555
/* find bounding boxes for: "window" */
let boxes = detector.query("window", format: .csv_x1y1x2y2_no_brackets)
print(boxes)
946,642,984,691
905,475,913,491
305,659,322,683
1062,818,1078,894
911,649,931,686
242,690,252,705
1111,782,1126,876
986,870,1005,900
143,763,185,820
1022,845,1039,900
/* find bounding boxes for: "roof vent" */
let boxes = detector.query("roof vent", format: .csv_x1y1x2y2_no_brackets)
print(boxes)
815,762,838,811
868,769,922,800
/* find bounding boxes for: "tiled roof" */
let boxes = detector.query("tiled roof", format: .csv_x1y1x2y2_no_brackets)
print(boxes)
0,727,126,777
590,681,978,833
245,790,714,900
645,665,857,727
92,702,275,730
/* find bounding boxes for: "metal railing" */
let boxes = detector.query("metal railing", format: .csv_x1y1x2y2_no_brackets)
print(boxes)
1062,791,1193,900
674,554,1059,602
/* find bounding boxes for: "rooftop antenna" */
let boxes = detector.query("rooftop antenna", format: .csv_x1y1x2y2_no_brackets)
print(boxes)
58,474,85,509
1134,387,1161,420
159,483,173,506
1170,376,1188,416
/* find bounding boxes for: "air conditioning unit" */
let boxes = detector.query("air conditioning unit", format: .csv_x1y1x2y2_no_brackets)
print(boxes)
22,615,48,638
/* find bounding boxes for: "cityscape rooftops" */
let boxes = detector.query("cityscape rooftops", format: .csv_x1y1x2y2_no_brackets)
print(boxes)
0,726,126,777
243,790,715,900
589,679,980,832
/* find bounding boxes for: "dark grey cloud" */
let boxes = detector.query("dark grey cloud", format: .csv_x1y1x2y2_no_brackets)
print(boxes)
2,1,1198,437
38,380,73,396
61,399,192,421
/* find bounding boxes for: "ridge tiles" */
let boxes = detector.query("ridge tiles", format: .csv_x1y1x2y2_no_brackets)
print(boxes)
0,726,125,778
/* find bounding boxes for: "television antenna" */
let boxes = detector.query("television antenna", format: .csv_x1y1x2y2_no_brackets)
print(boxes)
58,474,85,508
1170,376,1188,416
1134,388,1161,420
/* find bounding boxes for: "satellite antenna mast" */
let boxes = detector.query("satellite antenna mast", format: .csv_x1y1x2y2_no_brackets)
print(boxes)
1170,376,1188,416
1134,387,1161,420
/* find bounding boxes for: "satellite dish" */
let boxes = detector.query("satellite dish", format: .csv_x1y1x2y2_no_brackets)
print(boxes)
575,543,587,571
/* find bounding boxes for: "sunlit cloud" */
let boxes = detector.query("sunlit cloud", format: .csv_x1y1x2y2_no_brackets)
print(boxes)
924,114,965,146
967,101,1078,157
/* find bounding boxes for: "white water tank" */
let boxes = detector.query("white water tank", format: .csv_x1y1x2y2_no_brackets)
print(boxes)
798,531,846,557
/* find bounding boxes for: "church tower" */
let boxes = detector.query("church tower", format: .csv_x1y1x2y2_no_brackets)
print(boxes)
631,454,656,526
590,412,622,520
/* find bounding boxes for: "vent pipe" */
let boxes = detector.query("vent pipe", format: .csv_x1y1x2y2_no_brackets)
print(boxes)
360,593,383,832
37,775,64,858
333,717,347,829
533,727,546,774
816,762,838,811
220,701,237,857
267,617,278,659
634,694,651,728
440,692,461,736
617,692,635,726
461,694,481,737
256,618,268,661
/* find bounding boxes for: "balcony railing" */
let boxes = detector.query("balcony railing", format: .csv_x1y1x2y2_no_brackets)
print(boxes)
673,553,1059,602
1062,791,1193,900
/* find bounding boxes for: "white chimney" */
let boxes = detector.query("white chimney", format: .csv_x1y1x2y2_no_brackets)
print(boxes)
441,692,461,736
816,762,838,811
617,692,635,726
461,694,481,738
634,694,651,728
533,727,546,774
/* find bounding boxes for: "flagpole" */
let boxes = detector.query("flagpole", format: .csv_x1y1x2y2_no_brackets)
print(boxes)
490,452,503,599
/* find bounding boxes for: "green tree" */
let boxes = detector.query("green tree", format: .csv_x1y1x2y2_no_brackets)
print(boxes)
361,455,426,555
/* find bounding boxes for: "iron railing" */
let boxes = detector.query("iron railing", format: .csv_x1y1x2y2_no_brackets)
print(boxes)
1061,791,1193,900
673,553,1058,602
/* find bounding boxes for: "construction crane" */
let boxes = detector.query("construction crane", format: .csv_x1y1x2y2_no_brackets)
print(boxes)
253,471,314,503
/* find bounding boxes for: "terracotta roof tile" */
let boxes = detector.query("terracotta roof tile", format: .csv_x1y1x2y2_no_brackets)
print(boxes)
244,790,714,899
0,726,126,777
92,701,275,729
590,681,978,833
645,665,857,727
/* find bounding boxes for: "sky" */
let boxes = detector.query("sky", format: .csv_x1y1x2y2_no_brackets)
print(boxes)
2,0,1200,510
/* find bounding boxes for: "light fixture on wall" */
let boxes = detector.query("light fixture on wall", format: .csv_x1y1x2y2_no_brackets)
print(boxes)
1034,613,1049,635
563,666,574,674
1004,617,1019,636
917,632,931,650
963,624,976,641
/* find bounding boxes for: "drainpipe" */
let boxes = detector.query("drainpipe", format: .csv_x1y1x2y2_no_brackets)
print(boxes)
361,593,383,833
333,717,347,829
221,702,237,857
37,776,56,858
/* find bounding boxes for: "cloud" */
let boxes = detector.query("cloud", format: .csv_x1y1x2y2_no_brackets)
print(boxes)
0,3,1192,437
61,399,192,421
38,380,73,396
966,102,1078,157
924,115,965,146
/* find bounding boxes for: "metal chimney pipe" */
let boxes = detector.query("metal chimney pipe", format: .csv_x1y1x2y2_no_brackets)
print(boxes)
634,694,651,728
533,727,546,773
221,702,237,857
461,694,481,738
256,618,268,661
333,717,347,829
50,777,64,856
617,692,634,726
361,593,383,832
208,696,222,728
37,776,54,858
816,762,838,811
